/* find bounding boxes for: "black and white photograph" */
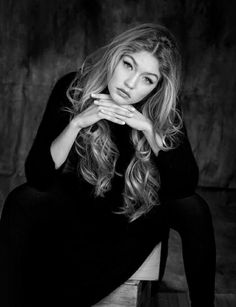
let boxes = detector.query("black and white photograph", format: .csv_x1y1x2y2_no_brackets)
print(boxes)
0,1,235,306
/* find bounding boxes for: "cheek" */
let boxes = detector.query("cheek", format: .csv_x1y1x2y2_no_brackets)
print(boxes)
136,86,154,101
108,73,116,91
108,73,120,98
108,69,119,86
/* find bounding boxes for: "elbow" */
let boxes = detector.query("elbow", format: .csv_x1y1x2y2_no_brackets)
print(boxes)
183,162,199,196
24,157,53,192
192,158,200,189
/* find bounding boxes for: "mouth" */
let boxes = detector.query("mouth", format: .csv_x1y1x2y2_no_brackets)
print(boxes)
117,88,130,99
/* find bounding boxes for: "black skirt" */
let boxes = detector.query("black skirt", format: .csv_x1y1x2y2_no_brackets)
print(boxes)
0,173,168,307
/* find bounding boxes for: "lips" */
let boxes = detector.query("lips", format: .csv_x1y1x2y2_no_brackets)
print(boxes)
117,88,130,99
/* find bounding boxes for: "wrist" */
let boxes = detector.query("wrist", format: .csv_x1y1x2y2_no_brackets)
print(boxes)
142,122,162,156
70,118,83,131
142,121,153,135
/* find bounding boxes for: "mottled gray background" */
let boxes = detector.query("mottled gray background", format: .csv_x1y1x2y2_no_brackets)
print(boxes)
0,0,235,295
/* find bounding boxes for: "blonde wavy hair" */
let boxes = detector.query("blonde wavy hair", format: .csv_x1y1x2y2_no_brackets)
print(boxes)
66,23,183,222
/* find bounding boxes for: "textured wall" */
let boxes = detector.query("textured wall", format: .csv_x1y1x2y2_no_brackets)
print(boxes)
0,0,236,204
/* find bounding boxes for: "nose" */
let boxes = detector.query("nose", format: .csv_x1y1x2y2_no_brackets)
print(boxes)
124,73,138,89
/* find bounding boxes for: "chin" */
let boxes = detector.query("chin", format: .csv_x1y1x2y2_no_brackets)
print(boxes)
110,91,127,105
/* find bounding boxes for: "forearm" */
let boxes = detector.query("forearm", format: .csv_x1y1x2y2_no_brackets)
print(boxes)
153,123,200,201
50,119,81,169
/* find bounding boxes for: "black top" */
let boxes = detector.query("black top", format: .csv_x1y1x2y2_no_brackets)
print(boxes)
25,72,199,204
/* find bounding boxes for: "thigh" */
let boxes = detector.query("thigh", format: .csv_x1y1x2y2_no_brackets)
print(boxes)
63,218,167,307
0,179,89,260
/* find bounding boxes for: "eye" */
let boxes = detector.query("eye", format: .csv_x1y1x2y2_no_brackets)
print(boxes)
123,60,133,70
143,77,154,85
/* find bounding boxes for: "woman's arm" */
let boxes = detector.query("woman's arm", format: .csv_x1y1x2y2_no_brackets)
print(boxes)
142,125,162,156
152,122,199,202
25,72,78,191
50,120,81,170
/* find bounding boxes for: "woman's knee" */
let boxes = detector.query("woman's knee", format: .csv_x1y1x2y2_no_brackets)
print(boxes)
1,183,54,223
2,182,78,228
166,193,214,233
182,193,212,220
174,193,211,217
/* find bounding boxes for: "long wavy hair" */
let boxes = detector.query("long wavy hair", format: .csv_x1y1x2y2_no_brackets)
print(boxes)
66,23,183,222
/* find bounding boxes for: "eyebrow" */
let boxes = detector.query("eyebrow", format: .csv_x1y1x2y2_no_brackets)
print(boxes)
125,54,160,80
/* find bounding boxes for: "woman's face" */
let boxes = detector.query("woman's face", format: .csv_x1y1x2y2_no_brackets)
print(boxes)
107,50,161,105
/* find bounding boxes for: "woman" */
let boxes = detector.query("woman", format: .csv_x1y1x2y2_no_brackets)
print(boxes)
0,23,216,306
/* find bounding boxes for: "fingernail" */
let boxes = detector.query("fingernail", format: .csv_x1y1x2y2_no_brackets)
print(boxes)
94,100,99,104
91,93,96,97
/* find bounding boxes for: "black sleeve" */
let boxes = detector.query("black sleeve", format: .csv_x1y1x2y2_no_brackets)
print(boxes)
24,72,77,191
152,122,199,202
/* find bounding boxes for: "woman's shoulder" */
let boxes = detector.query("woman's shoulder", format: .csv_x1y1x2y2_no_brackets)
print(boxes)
54,71,78,91
46,71,79,114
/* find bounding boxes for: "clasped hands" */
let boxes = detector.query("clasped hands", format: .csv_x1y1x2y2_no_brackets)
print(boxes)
91,93,152,133
70,93,162,154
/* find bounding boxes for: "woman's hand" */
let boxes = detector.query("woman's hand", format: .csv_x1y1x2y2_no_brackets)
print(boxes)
92,93,152,132
92,93,163,154
70,93,135,129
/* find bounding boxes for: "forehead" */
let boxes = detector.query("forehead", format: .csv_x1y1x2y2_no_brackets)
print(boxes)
123,50,160,77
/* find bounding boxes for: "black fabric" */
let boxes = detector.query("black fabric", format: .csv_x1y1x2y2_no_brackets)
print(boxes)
0,186,215,307
165,194,216,307
0,72,215,306
0,182,168,307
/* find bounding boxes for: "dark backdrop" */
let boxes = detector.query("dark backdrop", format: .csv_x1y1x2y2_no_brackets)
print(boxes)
0,0,236,205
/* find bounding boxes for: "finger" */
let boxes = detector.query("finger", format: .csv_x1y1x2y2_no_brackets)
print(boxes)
94,100,135,112
99,110,132,128
99,109,129,121
97,110,125,125
91,93,111,100
98,106,133,118
117,104,136,112
95,101,134,114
